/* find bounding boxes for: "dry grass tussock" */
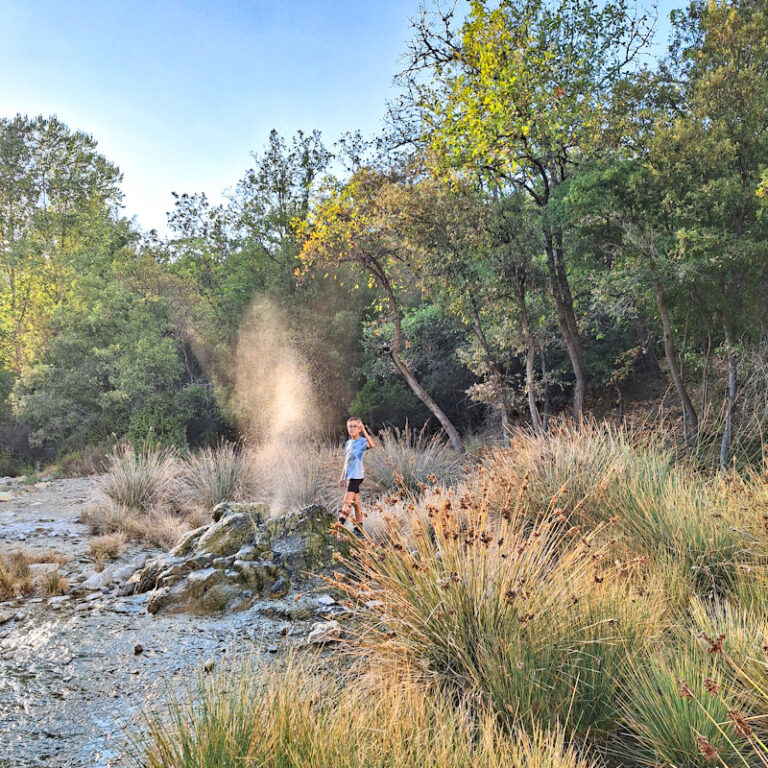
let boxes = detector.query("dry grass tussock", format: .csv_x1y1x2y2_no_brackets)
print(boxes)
83,441,202,550
249,441,341,514
0,549,70,599
130,654,598,768
87,531,127,565
180,442,256,512
335,474,667,739
480,422,768,595
364,424,466,494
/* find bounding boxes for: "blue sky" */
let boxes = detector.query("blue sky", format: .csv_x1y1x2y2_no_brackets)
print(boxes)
1,0,680,236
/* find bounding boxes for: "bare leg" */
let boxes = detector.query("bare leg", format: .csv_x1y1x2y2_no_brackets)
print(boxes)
351,492,363,524
340,491,355,522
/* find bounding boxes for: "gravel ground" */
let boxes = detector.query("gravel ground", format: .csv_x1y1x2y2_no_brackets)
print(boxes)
0,477,333,768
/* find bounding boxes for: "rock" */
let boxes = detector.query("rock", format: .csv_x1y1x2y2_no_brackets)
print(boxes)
308,620,342,644
133,553,151,569
0,611,13,625
133,502,343,616
82,568,114,591
203,658,215,673
118,581,137,597
134,644,143,655
111,564,136,583
316,594,336,606
267,645,278,653
28,563,60,579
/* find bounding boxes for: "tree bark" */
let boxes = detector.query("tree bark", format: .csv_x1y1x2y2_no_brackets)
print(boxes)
655,280,698,448
544,229,588,420
719,313,737,470
467,295,511,446
538,339,550,432
516,272,542,435
370,258,465,454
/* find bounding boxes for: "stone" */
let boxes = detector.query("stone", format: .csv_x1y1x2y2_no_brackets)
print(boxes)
133,502,343,616
111,564,136,583
117,582,137,597
82,568,114,591
133,553,151,569
134,644,143,655
316,594,336,606
307,620,342,644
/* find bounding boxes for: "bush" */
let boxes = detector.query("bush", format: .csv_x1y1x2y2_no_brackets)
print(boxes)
93,441,182,513
181,442,255,512
336,480,665,739
364,424,466,494
129,654,600,768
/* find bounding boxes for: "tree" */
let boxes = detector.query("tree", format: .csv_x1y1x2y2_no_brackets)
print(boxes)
300,168,465,452
395,0,654,419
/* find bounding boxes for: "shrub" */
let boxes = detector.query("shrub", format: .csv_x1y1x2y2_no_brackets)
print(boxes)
129,655,600,768
336,480,664,739
181,442,255,512
93,441,182,513
364,424,466,494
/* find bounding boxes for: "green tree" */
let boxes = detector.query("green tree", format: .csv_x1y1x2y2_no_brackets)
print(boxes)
396,0,654,419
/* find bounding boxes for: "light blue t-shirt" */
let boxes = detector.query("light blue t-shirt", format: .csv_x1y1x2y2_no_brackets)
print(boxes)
344,437,368,480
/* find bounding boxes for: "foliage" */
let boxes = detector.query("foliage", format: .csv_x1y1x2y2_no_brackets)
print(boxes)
364,424,465,494
181,442,256,511
337,477,664,739
129,654,599,768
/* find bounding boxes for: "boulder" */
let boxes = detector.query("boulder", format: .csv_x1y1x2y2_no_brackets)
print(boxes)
133,502,344,616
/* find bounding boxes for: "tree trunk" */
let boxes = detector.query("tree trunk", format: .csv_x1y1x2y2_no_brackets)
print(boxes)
468,296,511,446
544,229,588,420
371,260,465,454
655,280,698,448
719,313,737,470
516,275,542,435
538,339,550,432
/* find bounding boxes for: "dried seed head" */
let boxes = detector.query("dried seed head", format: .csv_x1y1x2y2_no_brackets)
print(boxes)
677,679,695,699
728,709,753,738
696,736,719,760
704,678,719,694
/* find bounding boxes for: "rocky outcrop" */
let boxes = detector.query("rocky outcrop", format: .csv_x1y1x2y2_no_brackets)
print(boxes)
127,502,345,615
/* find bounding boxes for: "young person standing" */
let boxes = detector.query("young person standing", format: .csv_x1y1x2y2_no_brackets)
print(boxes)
338,417,375,535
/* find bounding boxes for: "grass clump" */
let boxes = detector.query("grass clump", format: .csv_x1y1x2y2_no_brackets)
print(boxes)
0,551,32,599
130,655,599,768
364,424,465,494
620,645,746,768
337,479,664,739
88,532,127,566
181,442,255,512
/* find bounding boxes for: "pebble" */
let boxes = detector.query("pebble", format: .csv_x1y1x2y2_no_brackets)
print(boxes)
203,659,215,673
316,594,336,606
267,645,278,653
133,644,143,655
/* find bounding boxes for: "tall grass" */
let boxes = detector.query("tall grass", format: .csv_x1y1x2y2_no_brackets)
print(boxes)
364,424,466,494
482,423,764,595
94,441,182,513
181,442,255,511
620,644,747,768
249,441,340,513
336,479,665,739
129,655,599,768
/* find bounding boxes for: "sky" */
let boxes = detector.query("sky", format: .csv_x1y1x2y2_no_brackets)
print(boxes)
1,0,681,236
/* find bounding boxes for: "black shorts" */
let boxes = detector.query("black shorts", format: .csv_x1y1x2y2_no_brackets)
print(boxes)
346,478,363,493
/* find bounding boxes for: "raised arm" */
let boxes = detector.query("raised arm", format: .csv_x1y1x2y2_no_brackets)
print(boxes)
359,421,376,449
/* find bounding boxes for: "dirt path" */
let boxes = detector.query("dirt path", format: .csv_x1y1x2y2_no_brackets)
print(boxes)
0,478,325,768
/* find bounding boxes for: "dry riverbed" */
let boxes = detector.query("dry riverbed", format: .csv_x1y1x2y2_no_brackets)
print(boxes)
0,477,337,768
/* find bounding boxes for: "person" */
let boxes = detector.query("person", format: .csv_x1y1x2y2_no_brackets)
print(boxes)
338,417,375,535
